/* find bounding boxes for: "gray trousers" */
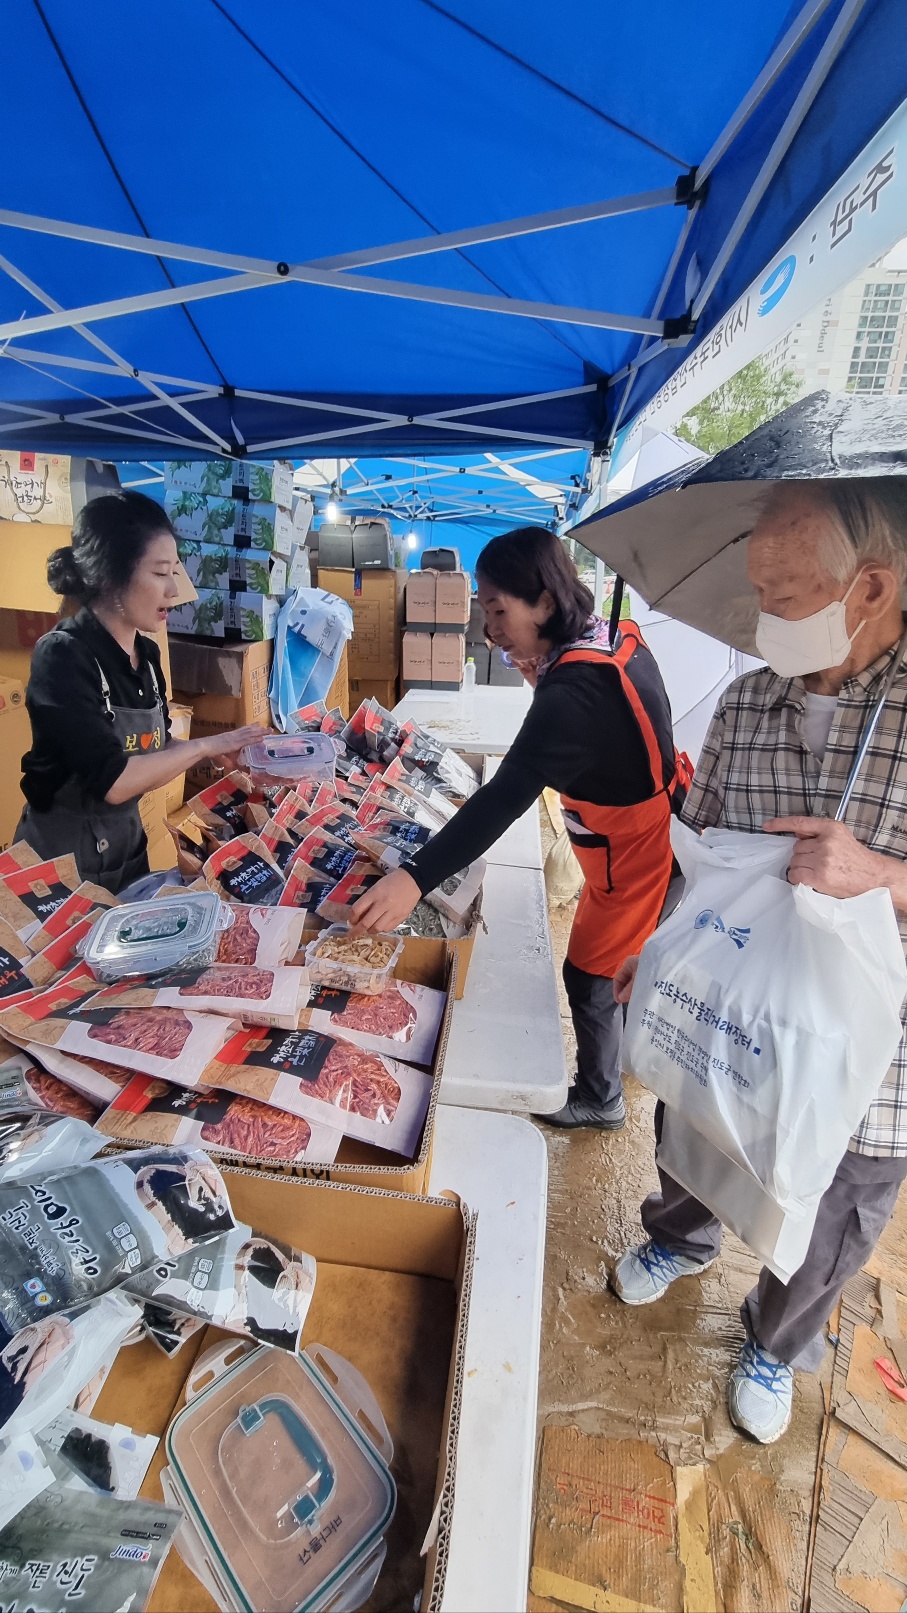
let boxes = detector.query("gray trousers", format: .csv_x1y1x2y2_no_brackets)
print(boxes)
641,1102,907,1370
562,958,623,1108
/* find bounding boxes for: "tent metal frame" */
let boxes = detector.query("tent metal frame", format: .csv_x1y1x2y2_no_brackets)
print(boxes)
0,0,865,456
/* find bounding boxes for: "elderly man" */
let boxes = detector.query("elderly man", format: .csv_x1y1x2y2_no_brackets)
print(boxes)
612,477,907,1444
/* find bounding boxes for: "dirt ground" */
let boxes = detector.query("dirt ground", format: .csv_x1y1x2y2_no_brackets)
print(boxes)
528,810,907,1612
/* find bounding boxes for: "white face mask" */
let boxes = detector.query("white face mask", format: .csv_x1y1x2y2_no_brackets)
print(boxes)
755,572,865,677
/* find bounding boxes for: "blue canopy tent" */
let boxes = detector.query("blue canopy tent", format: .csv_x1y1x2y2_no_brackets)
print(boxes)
0,0,905,461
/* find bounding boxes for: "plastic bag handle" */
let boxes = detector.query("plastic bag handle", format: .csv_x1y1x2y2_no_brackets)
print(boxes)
304,1343,394,1464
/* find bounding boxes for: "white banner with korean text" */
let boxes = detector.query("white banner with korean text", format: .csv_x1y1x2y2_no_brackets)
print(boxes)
616,95,907,459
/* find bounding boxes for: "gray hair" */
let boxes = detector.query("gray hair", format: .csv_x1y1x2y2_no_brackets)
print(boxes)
762,478,907,585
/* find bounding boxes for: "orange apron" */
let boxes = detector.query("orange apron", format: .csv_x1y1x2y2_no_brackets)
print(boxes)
559,624,685,978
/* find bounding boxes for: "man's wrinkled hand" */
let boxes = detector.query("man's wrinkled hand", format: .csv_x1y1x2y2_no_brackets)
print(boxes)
764,816,890,899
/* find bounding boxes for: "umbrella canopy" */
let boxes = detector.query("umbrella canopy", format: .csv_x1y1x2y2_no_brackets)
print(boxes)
0,1,904,458
570,391,907,651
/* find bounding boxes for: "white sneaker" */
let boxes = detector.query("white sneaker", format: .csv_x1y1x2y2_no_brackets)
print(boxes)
612,1239,715,1305
727,1340,793,1443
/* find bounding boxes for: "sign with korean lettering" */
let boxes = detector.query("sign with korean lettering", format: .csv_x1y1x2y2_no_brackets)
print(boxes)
617,95,907,452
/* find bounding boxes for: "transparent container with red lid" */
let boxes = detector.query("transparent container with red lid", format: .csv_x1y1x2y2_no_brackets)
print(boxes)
163,1340,396,1613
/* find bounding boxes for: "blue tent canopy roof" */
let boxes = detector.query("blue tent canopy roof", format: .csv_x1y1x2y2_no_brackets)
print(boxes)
0,0,904,458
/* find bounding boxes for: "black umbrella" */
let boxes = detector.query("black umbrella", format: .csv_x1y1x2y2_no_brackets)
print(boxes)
572,392,907,654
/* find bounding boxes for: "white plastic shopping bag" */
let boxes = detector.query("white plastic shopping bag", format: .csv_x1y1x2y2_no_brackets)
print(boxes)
623,820,907,1280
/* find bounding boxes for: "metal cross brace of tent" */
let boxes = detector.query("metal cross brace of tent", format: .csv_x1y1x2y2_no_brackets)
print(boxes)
0,0,859,459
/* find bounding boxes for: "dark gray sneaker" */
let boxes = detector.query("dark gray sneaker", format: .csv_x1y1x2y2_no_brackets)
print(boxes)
536,1092,626,1130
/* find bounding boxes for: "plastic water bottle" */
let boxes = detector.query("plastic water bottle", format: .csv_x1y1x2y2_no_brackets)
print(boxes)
463,657,476,694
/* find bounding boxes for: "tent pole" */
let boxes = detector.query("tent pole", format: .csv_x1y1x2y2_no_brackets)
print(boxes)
692,0,869,319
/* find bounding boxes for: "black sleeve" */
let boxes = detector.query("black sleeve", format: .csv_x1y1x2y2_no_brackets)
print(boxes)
408,663,658,893
25,634,130,801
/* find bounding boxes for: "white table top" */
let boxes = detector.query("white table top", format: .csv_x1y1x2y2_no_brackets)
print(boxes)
393,685,532,755
481,755,543,871
429,1106,546,1613
440,861,568,1114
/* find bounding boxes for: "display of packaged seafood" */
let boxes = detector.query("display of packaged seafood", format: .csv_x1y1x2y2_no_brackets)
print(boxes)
202,1025,433,1154
425,859,486,924
0,919,36,1008
0,857,82,945
126,1222,316,1352
214,904,306,968
26,883,118,955
315,863,386,925
278,858,336,913
294,827,358,883
304,928,403,997
185,771,256,836
204,835,286,906
300,978,445,1067
301,803,362,847
79,962,309,1032
0,1146,234,1332
0,965,234,1088
97,1076,342,1166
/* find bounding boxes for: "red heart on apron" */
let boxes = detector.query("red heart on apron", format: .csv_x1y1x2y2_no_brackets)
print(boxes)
140,732,155,750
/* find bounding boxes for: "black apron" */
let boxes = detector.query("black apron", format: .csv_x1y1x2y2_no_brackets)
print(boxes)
16,658,167,895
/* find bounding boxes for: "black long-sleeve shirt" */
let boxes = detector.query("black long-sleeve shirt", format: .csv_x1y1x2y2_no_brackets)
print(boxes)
22,610,171,810
409,641,675,893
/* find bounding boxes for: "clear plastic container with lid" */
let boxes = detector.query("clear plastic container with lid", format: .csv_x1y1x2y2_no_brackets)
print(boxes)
78,892,232,981
304,925,404,997
240,733,337,787
163,1340,397,1613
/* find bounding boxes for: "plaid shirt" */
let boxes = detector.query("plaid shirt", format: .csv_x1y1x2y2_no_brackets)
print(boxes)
682,641,907,1158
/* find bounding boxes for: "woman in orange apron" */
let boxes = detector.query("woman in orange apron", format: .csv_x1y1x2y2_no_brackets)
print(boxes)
352,526,688,1130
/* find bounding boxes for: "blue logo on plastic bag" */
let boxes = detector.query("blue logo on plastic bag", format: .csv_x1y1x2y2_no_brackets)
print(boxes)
695,909,751,949
758,255,796,316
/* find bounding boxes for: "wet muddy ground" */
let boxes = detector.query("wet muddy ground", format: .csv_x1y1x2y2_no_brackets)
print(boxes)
527,816,856,1609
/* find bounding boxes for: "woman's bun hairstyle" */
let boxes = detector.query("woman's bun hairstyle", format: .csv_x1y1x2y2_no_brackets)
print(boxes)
46,490,175,605
46,545,88,601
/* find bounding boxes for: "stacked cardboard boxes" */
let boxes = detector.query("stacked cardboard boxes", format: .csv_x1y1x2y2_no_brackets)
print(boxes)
317,553,405,710
402,569,470,691
164,459,305,641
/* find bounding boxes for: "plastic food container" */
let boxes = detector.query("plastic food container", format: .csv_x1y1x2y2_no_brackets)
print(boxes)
163,1340,397,1613
78,892,232,981
304,926,404,997
240,734,337,787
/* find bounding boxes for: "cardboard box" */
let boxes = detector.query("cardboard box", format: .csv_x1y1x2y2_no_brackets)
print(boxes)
167,590,227,638
233,501,294,557
231,458,294,509
0,455,119,525
422,546,461,571
139,787,178,873
349,676,398,710
317,567,405,681
406,569,436,629
325,641,350,719
170,638,273,735
165,459,234,497
402,631,433,691
175,541,231,590
400,911,481,1002
0,675,30,849
435,571,470,633
224,592,280,642
93,1174,473,1613
166,495,236,545
432,632,465,691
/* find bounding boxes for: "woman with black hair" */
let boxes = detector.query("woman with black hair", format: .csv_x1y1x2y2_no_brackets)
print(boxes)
16,491,264,892
353,527,687,1131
